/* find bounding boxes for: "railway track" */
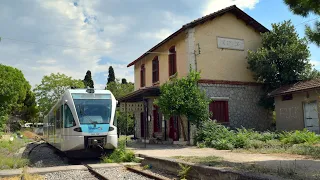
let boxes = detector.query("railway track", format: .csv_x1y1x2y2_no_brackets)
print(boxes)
82,164,168,180
21,131,171,180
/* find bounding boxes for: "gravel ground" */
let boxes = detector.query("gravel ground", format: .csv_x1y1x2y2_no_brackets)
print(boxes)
44,170,97,180
27,142,68,167
143,168,177,179
95,167,154,180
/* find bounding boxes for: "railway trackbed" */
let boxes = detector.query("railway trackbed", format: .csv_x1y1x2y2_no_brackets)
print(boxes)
4,164,171,180
81,164,169,180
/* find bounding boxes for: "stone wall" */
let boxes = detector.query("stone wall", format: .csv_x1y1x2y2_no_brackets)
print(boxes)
199,83,272,131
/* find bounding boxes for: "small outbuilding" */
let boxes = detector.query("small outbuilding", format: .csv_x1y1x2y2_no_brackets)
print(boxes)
270,79,320,133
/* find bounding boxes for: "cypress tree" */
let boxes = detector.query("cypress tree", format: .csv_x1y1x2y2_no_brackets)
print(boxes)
107,66,115,84
121,78,127,84
83,70,94,88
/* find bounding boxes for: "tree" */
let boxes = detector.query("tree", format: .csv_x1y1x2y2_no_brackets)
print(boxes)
247,20,316,109
107,66,115,84
154,70,210,141
0,64,29,116
106,79,134,135
83,70,94,88
34,73,84,115
284,0,320,46
121,78,127,84
106,79,134,99
0,64,38,131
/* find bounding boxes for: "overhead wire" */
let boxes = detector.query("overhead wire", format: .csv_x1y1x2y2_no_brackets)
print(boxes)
0,36,110,52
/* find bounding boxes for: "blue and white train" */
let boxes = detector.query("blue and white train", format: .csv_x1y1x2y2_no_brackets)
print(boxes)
43,88,117,156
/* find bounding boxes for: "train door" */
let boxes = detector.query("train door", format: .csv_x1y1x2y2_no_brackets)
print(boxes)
62,103,77,150
54,105,62,148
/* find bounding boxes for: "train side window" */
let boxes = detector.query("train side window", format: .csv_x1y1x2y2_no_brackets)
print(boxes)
64,104,76,128
56,107,60,128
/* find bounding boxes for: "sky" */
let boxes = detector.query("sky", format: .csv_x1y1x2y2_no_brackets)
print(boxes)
0,0,319,90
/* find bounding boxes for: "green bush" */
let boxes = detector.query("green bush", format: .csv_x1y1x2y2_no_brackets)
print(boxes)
280,129,320,144
289,144,320,158
196,120,320,152
245,140,265,149
101,138,136,163
212,139,234,150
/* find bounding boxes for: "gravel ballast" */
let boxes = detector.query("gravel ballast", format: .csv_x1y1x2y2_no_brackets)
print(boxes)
28,143,68,167
95,167,154,180
44,170,97,180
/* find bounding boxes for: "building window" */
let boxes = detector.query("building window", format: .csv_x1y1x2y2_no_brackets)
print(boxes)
140,64,145,87
282,94,293,101
168,46,176,76
209,101,229,123
152,56,159,83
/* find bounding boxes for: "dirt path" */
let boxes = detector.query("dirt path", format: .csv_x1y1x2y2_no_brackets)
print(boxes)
131,145,320,175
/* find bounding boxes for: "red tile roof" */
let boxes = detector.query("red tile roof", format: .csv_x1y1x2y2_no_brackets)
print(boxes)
127,5,269,67
269,79,320,96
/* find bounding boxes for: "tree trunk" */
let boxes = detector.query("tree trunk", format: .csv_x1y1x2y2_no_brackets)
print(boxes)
179,115,187,141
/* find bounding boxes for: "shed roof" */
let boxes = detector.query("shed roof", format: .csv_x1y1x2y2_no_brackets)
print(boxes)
118,86,160,102
269,78,320,96
127,5,269,67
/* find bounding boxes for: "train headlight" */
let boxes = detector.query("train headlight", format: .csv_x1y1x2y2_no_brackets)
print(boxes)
74,127,82,132
109,127,114,131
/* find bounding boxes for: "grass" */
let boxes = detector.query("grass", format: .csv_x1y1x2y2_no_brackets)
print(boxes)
173,156,223,167
0,133,30,170
0,155,28,169
101,136,140,163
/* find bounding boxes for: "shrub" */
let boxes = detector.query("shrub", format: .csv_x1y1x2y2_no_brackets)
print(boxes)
196,120,235,149
280,129,320,144
289,144,320,158
101,138,136,163
212,139,234,150
245,140,265,149
196,120,320,155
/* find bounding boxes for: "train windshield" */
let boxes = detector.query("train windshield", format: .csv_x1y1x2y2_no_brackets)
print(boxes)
73,99,112,124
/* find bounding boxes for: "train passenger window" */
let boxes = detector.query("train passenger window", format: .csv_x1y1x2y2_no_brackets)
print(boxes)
56,108,61,128
64,105,76,128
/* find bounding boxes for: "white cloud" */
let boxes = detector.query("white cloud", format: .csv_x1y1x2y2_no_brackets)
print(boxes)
140,29,173,40
36,58,57,65
202,0,260,15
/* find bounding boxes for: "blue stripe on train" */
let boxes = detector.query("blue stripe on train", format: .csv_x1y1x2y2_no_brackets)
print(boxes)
80,124,109,133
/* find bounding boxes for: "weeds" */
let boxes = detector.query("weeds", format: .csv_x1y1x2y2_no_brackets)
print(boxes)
0,155,28,169
0,134,29,169
101,137,138,163
196,120,320,158
177,163,191,180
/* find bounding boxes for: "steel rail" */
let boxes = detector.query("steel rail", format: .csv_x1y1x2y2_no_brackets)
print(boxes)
83,164,109,180
125,166,168,180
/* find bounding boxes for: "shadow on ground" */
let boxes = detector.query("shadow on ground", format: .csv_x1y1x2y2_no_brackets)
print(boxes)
22,143,102,167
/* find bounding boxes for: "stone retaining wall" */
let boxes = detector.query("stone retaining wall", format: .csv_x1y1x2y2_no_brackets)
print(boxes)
140,155,278,180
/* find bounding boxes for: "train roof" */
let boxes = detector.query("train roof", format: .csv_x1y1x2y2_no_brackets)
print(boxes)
66,89,112,94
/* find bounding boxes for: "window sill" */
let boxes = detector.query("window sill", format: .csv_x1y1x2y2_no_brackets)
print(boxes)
152,81,160,86
169,74,176,79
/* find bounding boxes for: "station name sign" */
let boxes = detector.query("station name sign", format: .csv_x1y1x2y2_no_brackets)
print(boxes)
217,37,244,51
